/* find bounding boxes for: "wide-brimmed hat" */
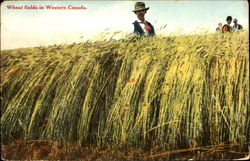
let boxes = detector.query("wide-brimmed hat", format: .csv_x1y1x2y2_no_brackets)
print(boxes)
132,2,149,12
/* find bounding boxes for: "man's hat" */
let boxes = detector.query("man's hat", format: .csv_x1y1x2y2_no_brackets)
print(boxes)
226,16,232,21
233,18,238,22
132,2,149,12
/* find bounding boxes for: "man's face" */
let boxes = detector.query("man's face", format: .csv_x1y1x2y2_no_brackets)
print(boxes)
227,20,232,24
135,10,147,21
233,21,237,24
218,23,222,28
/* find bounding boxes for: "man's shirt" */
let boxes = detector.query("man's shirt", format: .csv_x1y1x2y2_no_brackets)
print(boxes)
227,23,233,31
139,20,149,35
233,24,243,31
132,19,155,36
216,27,221,32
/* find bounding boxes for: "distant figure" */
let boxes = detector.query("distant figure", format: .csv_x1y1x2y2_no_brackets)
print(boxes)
225,16,233,31
222,24,231,33
221,16,233,33
233,19,243,31
132,2,155,36
216,23,222,32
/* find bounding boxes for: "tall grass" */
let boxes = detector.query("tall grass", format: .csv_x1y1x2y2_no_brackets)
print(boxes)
1,31,249,151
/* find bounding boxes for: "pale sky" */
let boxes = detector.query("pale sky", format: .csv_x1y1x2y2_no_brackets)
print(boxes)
1,0,249,50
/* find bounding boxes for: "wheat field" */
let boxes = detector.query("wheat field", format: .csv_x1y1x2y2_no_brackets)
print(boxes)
1,31,249,159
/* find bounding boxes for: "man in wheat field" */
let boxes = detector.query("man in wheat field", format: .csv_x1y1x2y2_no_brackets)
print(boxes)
226,16,233,31
232,18,243,31
216,23,222,32
132,2,155,36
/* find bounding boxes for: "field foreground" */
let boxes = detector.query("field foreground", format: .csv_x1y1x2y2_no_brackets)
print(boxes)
1,140,249,160
1,31,249,160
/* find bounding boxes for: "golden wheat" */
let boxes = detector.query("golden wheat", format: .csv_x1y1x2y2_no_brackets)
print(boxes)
1,31,249,151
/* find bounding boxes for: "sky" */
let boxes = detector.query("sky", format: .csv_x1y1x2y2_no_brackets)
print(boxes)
1,0,249,50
